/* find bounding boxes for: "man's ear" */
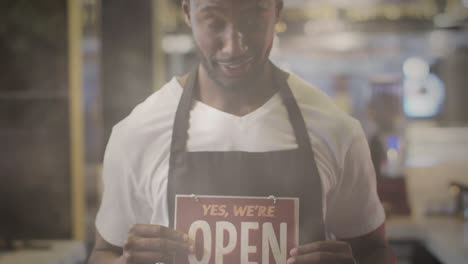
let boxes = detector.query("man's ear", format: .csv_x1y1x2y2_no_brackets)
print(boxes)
182,0,192,28
275,0,283,23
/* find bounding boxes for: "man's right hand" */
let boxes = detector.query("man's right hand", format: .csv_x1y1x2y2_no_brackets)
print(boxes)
120,224,194,264
88,224,194,264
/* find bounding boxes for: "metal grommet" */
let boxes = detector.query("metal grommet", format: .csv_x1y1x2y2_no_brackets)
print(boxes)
268,195,277,205
191,194,199,203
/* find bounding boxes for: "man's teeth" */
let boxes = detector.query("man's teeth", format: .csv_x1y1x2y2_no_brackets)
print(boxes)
225,61,247,69
227,64,242,69
221,58,252,69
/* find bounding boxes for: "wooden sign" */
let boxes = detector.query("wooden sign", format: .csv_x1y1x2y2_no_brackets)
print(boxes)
175,195,299,264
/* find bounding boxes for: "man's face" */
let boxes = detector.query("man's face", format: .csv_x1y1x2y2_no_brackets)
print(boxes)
184,0,282,90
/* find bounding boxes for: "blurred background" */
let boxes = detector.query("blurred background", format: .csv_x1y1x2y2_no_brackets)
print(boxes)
1,0,468,263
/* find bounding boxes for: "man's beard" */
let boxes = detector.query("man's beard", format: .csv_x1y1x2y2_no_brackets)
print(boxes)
195,44,272,91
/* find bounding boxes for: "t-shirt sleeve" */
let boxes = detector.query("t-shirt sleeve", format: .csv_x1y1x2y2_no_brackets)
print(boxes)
95,128,152,247
325,127,385,239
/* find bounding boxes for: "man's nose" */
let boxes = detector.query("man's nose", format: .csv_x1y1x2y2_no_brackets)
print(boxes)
220,24,249,58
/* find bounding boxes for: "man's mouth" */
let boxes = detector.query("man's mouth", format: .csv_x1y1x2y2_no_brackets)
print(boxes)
217,57,254,77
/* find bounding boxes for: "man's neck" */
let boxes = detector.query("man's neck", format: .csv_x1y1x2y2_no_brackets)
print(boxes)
196,62,278,117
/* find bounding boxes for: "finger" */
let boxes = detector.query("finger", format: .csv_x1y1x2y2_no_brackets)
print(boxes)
292,241,352,256
124,237,194,254
287,252,356,264
123,251,173,264
129,224,189,243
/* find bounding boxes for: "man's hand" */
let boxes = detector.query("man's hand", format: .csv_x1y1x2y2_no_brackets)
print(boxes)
121,224,194,264
287,241,356,264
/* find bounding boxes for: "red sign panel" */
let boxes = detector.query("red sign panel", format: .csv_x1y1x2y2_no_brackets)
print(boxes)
175,195,299,264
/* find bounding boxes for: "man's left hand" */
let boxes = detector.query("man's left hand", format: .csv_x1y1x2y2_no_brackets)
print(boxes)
287,241,356,264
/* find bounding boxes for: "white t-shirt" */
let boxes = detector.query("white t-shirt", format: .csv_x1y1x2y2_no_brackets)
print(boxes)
96,73,385,247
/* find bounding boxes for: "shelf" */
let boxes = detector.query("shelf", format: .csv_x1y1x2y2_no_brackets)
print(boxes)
0,129,67,135
0,91,69,100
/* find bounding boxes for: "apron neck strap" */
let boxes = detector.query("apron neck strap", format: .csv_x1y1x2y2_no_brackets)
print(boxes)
170,66,198,155
273,64,314,153
170,63,314,154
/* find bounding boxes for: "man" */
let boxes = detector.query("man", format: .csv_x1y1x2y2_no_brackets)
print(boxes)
89,0,396,263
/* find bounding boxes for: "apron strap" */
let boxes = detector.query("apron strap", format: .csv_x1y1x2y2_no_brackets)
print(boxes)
273,65,314,154
170,66,198,156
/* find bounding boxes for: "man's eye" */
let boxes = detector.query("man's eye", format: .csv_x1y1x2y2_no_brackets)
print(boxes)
208,19,225,31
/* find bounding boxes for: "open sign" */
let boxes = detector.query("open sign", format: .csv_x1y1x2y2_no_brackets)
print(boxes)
175,195,299,264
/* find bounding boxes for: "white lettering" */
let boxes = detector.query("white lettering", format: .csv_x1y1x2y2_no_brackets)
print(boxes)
262,222,287,264
215,221,237,264
241,222,259,264
188,220,211,264
188,221,288,264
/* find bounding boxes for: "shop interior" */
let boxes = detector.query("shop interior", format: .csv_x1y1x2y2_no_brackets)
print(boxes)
1,0,468,263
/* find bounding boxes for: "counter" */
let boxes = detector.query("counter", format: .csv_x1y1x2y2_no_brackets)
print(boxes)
0,240,86,264
386,216,468,264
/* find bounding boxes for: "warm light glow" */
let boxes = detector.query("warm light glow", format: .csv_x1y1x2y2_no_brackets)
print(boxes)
275,21,288,33
304,19,347,34
403,57,429,80
319,32,363,52
449,185,461,196
162,34,194,54
387,149,398,162
403,74,445,118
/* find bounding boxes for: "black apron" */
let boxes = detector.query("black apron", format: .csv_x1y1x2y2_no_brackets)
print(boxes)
167,63,325,244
